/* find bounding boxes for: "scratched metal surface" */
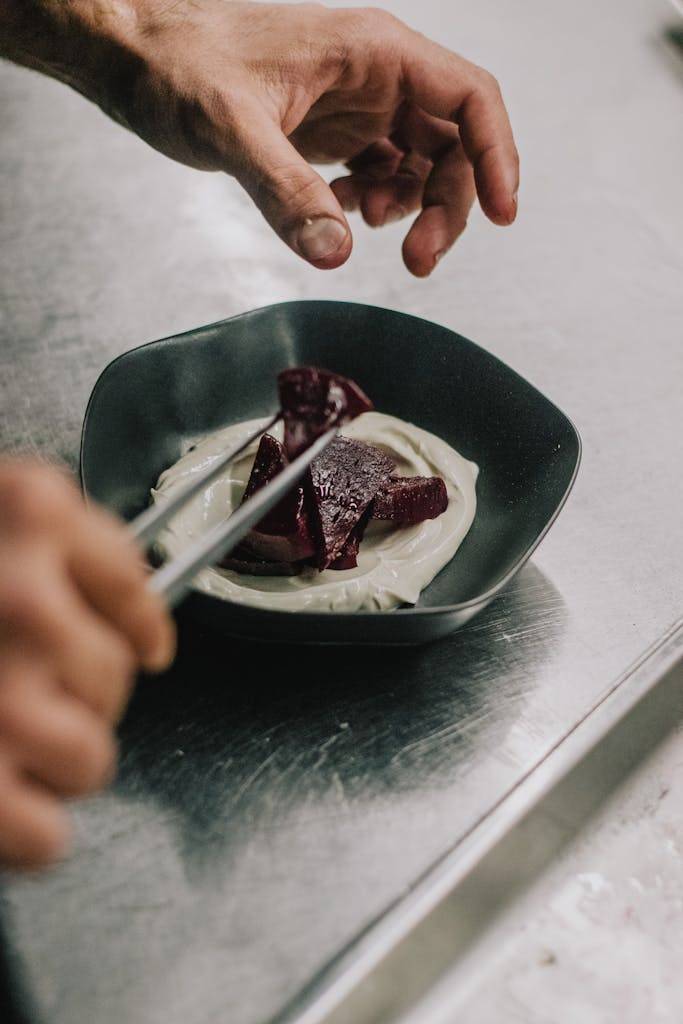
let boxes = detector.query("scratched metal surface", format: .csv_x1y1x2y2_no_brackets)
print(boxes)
0,0,681,1022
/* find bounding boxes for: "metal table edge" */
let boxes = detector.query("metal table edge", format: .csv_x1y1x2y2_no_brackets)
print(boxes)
273,618,683,1024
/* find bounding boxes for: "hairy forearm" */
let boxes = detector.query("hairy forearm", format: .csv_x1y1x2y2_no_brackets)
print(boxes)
0,0,142,111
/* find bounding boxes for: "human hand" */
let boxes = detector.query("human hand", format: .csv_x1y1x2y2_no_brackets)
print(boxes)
0,461,175,868
3,1,519,277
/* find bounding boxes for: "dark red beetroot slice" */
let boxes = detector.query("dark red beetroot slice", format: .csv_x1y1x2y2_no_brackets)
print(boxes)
371,476,449,525
242,433,286,506
328,508,371,570
240,434,315,563
220,546,307,577
278,367,373,459
308,436,394,570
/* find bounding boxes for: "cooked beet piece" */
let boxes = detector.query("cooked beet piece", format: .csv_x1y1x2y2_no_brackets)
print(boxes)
228,368,445,578
220,551,307,577
308,436,394,569
240,529,314,564
242,433,286,506
240,433,315,562
371,476,449,525
278,367,373,459
328,508,371,570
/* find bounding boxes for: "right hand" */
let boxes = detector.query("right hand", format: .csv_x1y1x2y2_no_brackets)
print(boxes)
105,0,519,276
0,460,175,869
2,0,518,277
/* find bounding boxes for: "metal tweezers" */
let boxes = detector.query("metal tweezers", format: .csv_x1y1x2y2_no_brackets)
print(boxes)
129,414,336,606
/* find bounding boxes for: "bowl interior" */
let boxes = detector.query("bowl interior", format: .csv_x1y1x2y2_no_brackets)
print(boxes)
81,301,580,637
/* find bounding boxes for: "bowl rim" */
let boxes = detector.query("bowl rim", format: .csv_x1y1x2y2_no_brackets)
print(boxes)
80,299,582,620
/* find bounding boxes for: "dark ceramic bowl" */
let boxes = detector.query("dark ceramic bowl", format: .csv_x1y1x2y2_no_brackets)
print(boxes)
80,301,580,644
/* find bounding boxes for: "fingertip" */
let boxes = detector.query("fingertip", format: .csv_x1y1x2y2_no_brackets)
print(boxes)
361,193,403,230
401,237,435,278
465,115,517,220
475,164,518,227
476,184,511,225
482,197,517,227
362,207,386,230
140,612,177,674
406,262,434,279
401,205,464,278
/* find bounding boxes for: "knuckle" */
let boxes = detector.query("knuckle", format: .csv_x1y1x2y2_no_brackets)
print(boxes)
354,6,399,32
345,5,404,51
251,159,322,226
345,7,405,66
299,1,325,14
0,564,49,633
267,166,326,222
474,66,502,97
268,161,316,196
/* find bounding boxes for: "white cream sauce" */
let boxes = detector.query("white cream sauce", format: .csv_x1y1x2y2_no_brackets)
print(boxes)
151,412,478,612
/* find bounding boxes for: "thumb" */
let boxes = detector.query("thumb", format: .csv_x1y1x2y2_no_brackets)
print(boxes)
232,110,352,269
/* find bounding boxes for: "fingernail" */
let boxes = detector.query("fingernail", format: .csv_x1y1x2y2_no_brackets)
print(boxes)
508,190,519,223
434,247,449,266
297,217,348,261
383,204,407,226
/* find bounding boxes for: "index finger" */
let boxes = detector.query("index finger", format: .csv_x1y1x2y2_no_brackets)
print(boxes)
64,502,176,674
396,31,519,225
0,461,175,673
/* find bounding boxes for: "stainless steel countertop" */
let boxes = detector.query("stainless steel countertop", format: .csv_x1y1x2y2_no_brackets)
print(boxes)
0,0,681,1022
